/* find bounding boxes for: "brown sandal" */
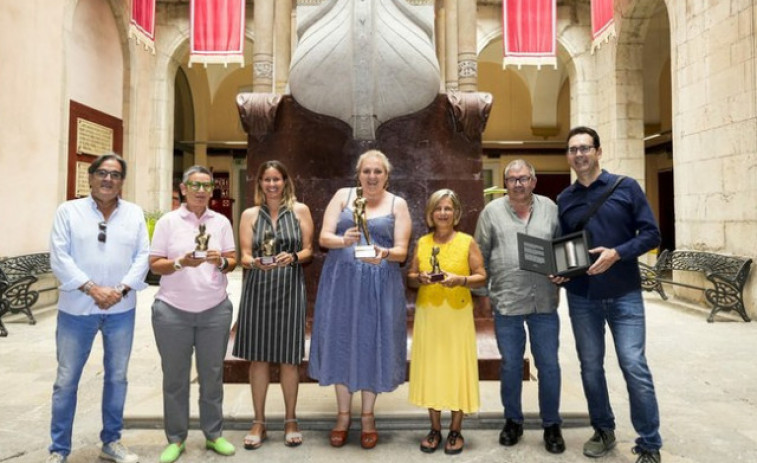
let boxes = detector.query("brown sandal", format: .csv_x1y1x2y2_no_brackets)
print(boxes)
444,430,464,455
360,412,378,449
329,411,351,448
420,428,442,453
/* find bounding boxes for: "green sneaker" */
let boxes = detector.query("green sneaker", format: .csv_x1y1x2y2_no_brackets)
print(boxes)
159,442,185,463
206,437,236,456
583,429,616,457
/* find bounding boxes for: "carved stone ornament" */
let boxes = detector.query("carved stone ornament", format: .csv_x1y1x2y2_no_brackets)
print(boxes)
458,59,478,79
447,91,494,141
253,61,273,81
236,93,284,142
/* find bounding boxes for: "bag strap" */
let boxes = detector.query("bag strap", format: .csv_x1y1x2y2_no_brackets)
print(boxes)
575,175,625,230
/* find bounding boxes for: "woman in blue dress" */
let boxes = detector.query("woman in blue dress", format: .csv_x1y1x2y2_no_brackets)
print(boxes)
308,150,412,450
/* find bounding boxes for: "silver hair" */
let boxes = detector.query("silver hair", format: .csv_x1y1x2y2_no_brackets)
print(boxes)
504,159,536,179
182,165,213,183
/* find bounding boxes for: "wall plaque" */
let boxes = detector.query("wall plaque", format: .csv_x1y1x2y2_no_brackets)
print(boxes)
77,118,113,156
75,161,92,198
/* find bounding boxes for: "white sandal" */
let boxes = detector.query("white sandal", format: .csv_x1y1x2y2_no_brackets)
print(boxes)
244,420,267,450
284,418,303,447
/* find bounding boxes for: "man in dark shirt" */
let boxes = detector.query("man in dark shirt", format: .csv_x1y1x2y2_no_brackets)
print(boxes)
554,127,662,463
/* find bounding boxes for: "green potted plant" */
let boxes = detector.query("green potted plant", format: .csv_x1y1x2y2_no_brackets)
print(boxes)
144,210,164,285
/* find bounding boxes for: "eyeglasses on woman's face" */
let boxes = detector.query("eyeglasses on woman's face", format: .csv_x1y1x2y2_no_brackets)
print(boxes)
185,181,214,192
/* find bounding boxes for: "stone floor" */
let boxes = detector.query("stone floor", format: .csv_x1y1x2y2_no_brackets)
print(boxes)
1,269,756,462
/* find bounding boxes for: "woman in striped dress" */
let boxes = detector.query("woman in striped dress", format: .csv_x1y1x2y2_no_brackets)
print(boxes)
232,160,314,449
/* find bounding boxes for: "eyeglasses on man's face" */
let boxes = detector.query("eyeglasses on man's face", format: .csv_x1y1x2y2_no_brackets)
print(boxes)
505,175,532,185
567,145,595,155
185,181,214,192
97,221,107,243
93,169,124,180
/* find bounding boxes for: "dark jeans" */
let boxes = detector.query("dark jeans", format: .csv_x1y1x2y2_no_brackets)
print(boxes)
567,290,662,451
494,311,562,426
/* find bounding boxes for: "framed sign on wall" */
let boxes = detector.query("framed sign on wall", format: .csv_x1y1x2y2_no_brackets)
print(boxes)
67,101,123,199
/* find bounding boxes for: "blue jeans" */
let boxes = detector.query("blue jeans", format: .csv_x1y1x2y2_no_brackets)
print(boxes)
494,311,561,426
49,310,135,456
567,290,662,451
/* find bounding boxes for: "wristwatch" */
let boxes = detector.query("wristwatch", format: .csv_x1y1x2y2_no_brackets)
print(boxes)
173,258,183,271
115,284,129,297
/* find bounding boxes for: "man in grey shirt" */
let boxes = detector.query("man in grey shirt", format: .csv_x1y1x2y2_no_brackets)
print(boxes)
474,159,564,454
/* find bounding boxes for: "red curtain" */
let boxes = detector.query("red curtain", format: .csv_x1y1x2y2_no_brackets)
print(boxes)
591,0,616,52
190,0,245,67
129,0,155,53
502,0,556,68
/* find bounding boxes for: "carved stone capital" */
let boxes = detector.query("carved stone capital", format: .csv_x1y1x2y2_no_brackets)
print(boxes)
446,91,494,141
253,61,274,81
457,59,478,79
236,93,283,142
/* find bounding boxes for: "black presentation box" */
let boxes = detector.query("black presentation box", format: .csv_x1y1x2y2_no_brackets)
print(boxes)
517,230,591,278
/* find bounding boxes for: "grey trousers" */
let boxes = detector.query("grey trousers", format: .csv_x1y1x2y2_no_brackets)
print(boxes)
151,298,233,443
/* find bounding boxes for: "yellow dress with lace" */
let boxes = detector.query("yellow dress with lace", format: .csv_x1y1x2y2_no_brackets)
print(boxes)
408,232,480,413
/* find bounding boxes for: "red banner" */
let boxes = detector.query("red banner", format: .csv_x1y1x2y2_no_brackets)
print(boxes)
129,0,156,54
502,0,556,69
591,0,616,52
190,0,246,67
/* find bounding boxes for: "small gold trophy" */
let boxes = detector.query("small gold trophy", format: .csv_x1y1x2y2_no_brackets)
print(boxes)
193,223,210,258
260,228,277,265
353,186,376,258
428,246,445,282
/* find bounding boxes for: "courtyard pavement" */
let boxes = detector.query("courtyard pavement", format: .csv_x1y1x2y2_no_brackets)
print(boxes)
1,269,756,462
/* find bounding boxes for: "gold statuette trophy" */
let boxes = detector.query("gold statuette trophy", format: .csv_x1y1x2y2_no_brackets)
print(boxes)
353,187,376,258
193,223,210,258
260,228,277,265
428,245,445,282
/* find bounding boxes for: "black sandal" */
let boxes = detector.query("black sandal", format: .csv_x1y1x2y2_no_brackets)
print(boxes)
444,430,464,455
420,429,442,453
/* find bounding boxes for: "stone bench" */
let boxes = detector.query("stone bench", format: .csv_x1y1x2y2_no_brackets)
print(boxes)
640,249,753,322
223,297,530,383
0,252,57,336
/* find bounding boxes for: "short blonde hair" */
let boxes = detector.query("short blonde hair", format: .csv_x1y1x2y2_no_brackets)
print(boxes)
424,189,462,229
354,150,392,186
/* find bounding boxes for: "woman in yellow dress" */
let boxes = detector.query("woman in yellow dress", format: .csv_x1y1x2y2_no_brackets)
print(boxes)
407,189,486,455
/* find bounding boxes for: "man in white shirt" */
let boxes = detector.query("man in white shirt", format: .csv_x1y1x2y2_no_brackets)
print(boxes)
47,153,149,463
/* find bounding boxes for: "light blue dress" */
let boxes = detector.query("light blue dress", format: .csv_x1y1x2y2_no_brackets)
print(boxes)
308,193,407,393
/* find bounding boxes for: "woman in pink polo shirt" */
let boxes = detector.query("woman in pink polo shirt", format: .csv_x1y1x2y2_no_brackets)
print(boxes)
148,166,238,463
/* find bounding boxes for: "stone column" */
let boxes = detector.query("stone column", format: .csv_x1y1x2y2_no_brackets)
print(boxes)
274,0,292,94
253,0,274,92
444,0,458,91
456,0,477,91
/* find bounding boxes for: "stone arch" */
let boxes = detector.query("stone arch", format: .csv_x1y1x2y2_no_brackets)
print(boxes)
59,0,140,199
145,15,257,211
477,30,573,139
609,0,671,186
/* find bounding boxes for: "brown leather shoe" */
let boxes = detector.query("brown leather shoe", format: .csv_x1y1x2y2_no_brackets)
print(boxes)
360,412,379,449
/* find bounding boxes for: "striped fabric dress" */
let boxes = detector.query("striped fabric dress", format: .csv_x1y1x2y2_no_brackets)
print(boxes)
232,204,306,365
